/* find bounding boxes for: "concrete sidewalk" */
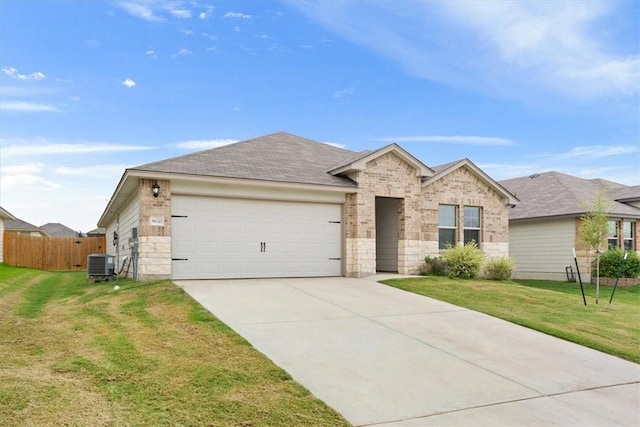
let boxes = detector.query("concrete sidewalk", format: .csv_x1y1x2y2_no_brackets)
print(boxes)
176,277,640,426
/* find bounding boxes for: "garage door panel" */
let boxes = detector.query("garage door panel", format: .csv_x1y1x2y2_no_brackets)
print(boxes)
171,196,342,279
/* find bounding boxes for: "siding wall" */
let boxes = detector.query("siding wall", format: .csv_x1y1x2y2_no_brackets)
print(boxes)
510,218,577,281
105,194,140,276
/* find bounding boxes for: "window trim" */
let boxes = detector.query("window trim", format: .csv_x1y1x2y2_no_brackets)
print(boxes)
463,206,481,246
438,205,457,250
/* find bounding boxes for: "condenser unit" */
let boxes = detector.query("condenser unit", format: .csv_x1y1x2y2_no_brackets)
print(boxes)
87,254,115,279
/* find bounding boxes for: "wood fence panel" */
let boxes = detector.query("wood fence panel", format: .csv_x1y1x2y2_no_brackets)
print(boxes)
3,232,107,271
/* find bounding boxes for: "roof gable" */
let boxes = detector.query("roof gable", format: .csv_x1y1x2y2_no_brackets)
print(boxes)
0,206,15,220
5,218,50,236
500,172,640,220
328,143,434,178
425,158,518,206
41,222,78,237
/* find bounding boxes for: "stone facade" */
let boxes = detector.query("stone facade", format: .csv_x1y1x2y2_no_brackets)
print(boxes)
344,153,512,277
137,178,172,280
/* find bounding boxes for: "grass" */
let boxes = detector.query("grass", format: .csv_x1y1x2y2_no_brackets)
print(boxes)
0,264,349,426
382,276,640,363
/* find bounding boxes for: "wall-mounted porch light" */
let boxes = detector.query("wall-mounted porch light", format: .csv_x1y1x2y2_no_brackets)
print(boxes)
152,182,160,198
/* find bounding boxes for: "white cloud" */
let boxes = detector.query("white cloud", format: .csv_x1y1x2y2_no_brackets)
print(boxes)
233,26,241,33
1,140,154,157
0,174,61,190
378,135,514,146
1,163,44,175
171,9,191,18
177,48,192,56
117,1,163,22
2,66,46,80
224,11,252,19
332,86,356,98
181,29,194,35
122,78,136,88
173,139,238,150
0,101,62,112
55,164,130,177
146,49,157,57
323,141,347,149
553,145,640,159
199,6,215,19
288,1,640,100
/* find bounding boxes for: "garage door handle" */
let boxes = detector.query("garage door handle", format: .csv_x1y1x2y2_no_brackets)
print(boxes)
329,257,341,261
260,242,266,252
172,258,188,261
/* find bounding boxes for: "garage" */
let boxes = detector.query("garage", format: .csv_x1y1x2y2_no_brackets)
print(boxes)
171,195,343,279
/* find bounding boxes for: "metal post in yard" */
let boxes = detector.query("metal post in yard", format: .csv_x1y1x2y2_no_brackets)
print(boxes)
609,252,628,304
573,248,587,306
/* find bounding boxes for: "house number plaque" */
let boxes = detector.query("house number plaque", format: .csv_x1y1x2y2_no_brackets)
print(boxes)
150,217,165,226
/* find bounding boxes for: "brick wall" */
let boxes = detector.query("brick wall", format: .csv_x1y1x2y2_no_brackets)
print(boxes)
137,178,172,280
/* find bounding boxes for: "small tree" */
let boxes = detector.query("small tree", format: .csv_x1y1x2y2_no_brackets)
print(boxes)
578,190,611,304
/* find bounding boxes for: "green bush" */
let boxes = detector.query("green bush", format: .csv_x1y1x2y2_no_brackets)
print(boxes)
484,257,515,280
441,241,485,279
595,249,640,278
421,256,448,276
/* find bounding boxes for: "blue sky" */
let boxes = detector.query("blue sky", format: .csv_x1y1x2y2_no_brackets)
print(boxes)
1,0,638,232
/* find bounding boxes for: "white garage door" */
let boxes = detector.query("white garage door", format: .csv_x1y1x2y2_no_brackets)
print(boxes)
171,196,342,279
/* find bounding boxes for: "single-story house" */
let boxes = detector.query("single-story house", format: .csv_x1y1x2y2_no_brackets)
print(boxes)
4,217,51,238
500,172,640,281
0,206,16,263
98,132,517,281
87,227,106,236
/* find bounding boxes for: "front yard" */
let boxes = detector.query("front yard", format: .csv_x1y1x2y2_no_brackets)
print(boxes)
383,276,640,363
0,265,349,426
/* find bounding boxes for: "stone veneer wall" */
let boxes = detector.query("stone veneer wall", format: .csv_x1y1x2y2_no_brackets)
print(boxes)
137,178,172,280
344,152,423,277
421,167,510,260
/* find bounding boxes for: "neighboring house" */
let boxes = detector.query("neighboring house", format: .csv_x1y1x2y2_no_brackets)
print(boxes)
0,206,16,263
98,132,517,280
500,172,640,281
41,222,79,237
4,217,51,238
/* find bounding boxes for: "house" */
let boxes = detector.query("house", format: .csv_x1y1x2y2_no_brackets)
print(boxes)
500,172,640,281
87,227,106,236
40,223,79,238
4,217,51,238
0,206,16,263
98,132,517,281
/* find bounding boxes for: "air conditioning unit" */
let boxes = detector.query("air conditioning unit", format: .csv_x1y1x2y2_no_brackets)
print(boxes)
87,254,115,278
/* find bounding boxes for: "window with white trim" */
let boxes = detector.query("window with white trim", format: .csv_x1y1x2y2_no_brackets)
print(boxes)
608,220,618,250
463,206,481,245
439,205,457,249
623,221,635,251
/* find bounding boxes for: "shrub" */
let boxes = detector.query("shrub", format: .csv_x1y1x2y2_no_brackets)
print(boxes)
595,249,640,278
421,256,448,276
441,241,484,279
484,257,515,280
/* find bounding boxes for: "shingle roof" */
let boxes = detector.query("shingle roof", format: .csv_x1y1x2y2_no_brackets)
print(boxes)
40,223,78,237
5,218,50,235
499,171,640,220
0,206,15,220
134,132,359,187
614,185,640,202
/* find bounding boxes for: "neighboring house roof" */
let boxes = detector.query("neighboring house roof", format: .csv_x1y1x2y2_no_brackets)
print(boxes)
87,227,106,235
4,218,51,236
40,223,78,237
500,171,640,221
426,158,519,206
614,185,640,203
134,132,359,188
0,206,16,220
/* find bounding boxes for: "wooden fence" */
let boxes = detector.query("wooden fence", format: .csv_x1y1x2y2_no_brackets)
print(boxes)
3,232,107,271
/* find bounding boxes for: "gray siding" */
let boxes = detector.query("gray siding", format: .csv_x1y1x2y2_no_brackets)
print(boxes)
106,195,139,275
510,218,576,281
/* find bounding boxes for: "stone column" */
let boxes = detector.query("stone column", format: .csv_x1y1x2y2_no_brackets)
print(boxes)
137,178,172,280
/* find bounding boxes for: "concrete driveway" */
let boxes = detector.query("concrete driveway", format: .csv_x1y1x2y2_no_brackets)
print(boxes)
176,277,640,426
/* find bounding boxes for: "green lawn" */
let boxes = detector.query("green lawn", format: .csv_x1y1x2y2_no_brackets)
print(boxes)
0,265,349,426
382,276,640,363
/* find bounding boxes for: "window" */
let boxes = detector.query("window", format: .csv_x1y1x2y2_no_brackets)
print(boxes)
623,221,634,251
464,207,481,245
608,221,618,250
439,205,457,249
